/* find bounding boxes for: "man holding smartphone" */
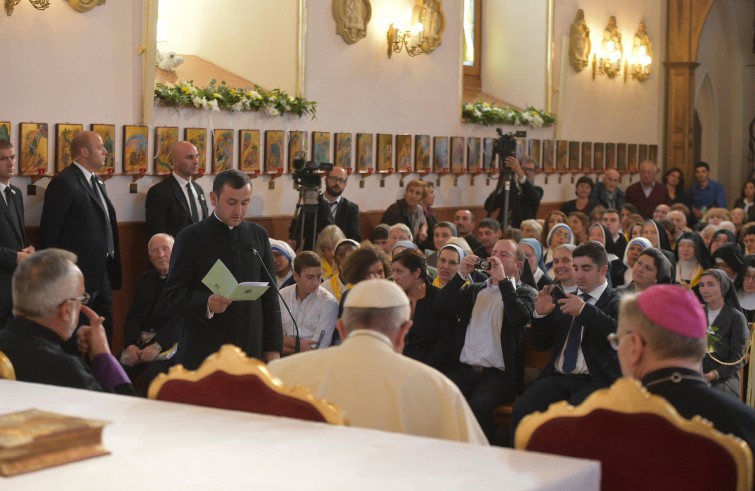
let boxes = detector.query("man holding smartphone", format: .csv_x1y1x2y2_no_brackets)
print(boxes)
510,242,621,438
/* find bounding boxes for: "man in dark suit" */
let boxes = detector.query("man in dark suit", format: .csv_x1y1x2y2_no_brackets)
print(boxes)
511,241,621,435
164,170,282,369
39,131,121,343
121,233,182,395
0,140,34,329
616,284,755,456
289,166,360,250
145,141,208,240
484,156,544,229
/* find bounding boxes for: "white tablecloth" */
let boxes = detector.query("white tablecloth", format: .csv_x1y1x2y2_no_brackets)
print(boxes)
0,380,599,490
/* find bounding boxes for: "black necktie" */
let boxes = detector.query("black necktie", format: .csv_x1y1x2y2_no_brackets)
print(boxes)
562,293,592,373
4,187,21,238
91,175,115,257
187,182,200,223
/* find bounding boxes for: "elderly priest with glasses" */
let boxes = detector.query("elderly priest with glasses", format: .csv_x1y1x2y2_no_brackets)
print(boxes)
0,249,134,394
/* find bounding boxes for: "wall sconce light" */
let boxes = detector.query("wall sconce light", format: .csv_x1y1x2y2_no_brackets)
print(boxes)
625,22,653,81
387,8,424,58
592,16,623,79
4,0,50,16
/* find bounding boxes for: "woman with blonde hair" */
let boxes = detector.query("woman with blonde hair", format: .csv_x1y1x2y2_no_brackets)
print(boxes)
315,224,346,280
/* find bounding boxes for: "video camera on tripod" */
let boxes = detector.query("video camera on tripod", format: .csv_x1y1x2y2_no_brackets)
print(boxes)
291,158,334,251
493,129,527,230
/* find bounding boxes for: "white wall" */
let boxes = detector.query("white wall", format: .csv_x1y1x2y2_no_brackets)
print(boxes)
482,0,548,110
0,0,750,234
158,0,298,93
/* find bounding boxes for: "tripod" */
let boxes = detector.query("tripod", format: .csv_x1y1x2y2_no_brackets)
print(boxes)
291,186,320,252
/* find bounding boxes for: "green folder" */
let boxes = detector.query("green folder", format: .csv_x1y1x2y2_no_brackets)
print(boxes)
201,259,269,301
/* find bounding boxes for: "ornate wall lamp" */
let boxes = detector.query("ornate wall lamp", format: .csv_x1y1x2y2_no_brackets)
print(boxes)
625,22,653,81
387,8,424,58
4,0,49,16
592,15,623,79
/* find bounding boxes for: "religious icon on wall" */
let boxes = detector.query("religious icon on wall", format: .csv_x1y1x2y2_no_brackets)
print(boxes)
414,0,445,53
154,127,178,175
90,123,115,174
568,141,580,170
414,135,430,173
238,129,260,175
19,122,48,176
638,144,648,164
528,139,541,169
542,140,554,171
568,9,591,72
185,128,208,174
581,142,592,171
433,137,449,173
123,125,148,174
450,136,464,173
0,121,9,143
395,134,412,173
356,133,374,174
288,131,307,170
213,129,234,173
467,137,481,172
482,138,495,173
377,134,393,173
55,123,82,173
265,130,285,174
616,143,627,171
555,140,568,170
333,0,372,45
605,143,616,168
334,132,352,170
312,131,331,165
593,142,605,170
627,144,638,172
648,145,658,164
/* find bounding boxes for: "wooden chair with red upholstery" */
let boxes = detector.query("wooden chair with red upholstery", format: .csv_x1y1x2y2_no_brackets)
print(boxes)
148,344,347,425
515,377,753,491
0,351,15,380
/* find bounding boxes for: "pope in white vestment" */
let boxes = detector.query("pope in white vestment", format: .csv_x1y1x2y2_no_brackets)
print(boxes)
268,279,487,445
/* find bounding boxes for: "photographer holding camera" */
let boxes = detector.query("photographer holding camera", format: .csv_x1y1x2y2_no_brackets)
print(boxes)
288,163,361,252
435,239,536,442
484,156,544,229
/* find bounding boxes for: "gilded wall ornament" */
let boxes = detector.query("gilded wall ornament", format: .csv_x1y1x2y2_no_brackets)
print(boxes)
333,0,371,45
68,0,106,12
569,9,591,72
413,0,445,54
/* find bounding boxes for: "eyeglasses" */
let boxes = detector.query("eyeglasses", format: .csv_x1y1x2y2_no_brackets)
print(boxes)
744,274,755,282
607,331,629,350
326,176,348,184
522,167,537,173
61,292,91,306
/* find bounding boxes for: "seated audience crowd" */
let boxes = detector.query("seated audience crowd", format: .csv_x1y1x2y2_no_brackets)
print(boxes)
2,140,754,456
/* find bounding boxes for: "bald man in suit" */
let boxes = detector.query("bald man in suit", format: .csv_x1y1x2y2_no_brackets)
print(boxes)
39,131,121,344
145,141,208,240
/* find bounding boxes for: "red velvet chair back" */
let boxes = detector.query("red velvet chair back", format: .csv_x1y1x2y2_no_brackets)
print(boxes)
515,378,753,491
148,345,346,425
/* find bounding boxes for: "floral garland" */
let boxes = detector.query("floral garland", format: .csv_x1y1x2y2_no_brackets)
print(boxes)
154,80,317,118
462,100,556,128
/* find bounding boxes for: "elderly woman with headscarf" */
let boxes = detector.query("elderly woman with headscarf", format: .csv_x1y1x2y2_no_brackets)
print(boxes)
675,231,711,292
544,223,574,279
621,237,652,285
709,229,738,256
519,238,551,290
618,247,673,294
588,223,626,287
641,219,676,266
699,269,749,398
711,243,744,287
